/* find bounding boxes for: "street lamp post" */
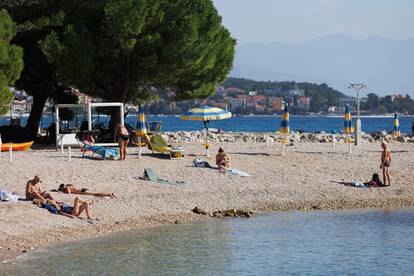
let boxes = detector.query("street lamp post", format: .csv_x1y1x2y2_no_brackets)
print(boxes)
348,83,367,146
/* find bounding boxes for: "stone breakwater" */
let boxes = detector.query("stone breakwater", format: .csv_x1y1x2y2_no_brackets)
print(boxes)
159,130,414,144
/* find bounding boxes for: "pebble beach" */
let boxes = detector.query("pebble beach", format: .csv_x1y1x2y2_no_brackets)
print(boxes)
1,136,414,262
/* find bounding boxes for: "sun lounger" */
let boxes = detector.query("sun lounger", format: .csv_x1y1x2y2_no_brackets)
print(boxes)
147,135,184,159
76,136,119,160
143,168,184,186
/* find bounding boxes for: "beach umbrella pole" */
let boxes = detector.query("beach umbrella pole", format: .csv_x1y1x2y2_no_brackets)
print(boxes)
138,137,142,158
204,120,209,157
9,142,12,163
332,134,336,149
348,140,352,154
281,143,285,156
0,134,2,158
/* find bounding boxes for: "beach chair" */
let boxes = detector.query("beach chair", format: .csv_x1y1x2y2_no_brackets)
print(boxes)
148,135,184,159
76,133,119,160
143,168,184,185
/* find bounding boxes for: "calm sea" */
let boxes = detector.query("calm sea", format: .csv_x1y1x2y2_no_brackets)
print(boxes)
2,209,413,275
1,115,414,133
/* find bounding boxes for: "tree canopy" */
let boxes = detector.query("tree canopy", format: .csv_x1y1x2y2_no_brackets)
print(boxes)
2,0,235,137
40,0,235,104
0,9,23,115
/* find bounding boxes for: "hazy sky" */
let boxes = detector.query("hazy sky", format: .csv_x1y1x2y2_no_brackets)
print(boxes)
213,0,414,44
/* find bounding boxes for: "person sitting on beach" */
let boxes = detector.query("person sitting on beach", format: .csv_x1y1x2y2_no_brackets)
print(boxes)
82,131,95,146
26,175,54,201
115,123,129,160
380,142,392,186
58,184,116,198
216,147,230,173
33,197,94,219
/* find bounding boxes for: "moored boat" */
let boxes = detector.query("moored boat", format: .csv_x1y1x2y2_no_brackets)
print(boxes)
0,141,34,151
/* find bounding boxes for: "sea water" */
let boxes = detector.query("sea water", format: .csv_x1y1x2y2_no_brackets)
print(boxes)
2,209,414,275
1,115,413,133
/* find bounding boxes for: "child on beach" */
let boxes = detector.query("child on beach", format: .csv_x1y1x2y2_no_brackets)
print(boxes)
380,143,392,186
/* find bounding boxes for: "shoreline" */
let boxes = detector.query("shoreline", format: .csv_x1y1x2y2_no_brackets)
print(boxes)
2,201,414,264
1,142,414,264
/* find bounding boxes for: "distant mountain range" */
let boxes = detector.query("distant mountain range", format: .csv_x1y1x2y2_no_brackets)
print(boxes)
230,34,414,96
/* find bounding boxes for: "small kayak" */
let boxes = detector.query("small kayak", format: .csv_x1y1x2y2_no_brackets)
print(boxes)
0,141,34,152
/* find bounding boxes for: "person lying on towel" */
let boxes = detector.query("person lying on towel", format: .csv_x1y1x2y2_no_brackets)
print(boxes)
33,197,94,219
58,184,116,198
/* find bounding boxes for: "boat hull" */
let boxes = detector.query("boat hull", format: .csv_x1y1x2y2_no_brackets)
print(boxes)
0,141,34,152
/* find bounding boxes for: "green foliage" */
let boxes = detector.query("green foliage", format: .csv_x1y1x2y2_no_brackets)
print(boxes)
39,0,235,105
0,0,67,138
0,9,24,115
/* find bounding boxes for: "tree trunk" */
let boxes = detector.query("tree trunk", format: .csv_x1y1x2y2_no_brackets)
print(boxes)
109,55,130,139
25,94,48,141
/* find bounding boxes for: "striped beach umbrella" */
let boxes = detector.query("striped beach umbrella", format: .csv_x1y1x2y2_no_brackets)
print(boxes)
279,104,290,134
135,106,148,158
180,106,232,156
180,106,232,121
135,106,148,137
392,112,400,137
343,105,354,134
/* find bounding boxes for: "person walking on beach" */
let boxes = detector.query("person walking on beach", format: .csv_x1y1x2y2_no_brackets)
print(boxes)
216,147,231,173
115,123,129,160
26,175,54,201
380,143,392,186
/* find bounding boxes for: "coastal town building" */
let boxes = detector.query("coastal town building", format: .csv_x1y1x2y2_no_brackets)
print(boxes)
339,97,357,112
297,96,311,110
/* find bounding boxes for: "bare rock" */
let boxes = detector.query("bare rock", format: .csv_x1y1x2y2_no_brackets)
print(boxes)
191,206,208,215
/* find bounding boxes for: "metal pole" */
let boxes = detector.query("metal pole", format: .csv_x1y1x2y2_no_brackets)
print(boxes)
349,84,366,146
357,89,360,119
9,142,12,163
138,136,142,159
55,105,59,151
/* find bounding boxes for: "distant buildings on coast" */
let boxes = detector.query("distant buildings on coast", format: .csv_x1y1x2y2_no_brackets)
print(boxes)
6,86,412,117
211,85,311,114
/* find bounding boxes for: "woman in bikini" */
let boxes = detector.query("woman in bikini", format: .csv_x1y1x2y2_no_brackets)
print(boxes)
216,147,231,173
34,197,94,219
58,184,116,198
115,123,129,160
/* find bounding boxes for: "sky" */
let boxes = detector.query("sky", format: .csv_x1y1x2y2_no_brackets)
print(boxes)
212,0,414,44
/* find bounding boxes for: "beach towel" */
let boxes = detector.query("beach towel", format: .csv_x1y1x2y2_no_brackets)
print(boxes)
227,169,251,177
143,168,184,186
41,203,58,214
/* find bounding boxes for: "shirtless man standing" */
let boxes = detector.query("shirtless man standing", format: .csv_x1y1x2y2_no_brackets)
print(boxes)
26,175,54,200
380,143,392,186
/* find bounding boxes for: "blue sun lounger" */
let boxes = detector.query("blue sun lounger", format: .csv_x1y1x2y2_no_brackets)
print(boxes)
81,145,120,160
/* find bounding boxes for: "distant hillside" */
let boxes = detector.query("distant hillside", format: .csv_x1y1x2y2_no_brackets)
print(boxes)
223,77,346,112
231,34,414,96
